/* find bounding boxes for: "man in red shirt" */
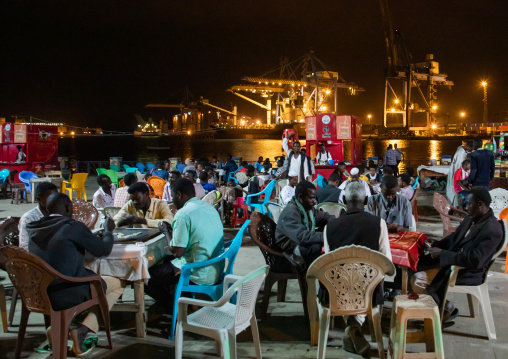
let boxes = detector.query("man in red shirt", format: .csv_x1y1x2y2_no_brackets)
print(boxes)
454,159,471,209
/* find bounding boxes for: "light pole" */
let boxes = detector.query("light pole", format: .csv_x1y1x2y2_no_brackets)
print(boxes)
481,81,488,123
367,114,372,138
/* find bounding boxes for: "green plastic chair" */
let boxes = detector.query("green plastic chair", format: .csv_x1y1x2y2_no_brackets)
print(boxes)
96,168,107,176
105,169,119,187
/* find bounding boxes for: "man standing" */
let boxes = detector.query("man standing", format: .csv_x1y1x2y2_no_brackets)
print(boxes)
162,171,181,202
145,178,224,312
326,182,391,356
446,141,472,205
316,172,342,203
384,144,399,176
367,175,412,233
277,141,314,182
93,174,116,209
27,193,125,356
469,137,495,190
114,173,137,208
18,182,59,250
411,187,503,318
15,145,26,163
394,143,402,176
275,181,333,270
114,182,173,227
316,144,333,165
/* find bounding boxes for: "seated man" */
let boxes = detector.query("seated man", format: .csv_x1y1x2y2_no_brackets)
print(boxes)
338,168,371,204
275,181,333,271
317,172,342,203
367,175,412,233
162,171,181,202
18,182,59,250
333,162,350,187
326,182,391,356
199,171,217,194
411,187,504,319
114,182,174,227
145,178,224,311
239,165,261,202
207,167,219,186
398,173,414,201
184,170,205,199
376,158,386,178
366,166,381,184
454,159,471,208
280,175,298,206
27,193,125,356
259,159,273,177
93,174,116,209
151,161,169,180
114,173,137,208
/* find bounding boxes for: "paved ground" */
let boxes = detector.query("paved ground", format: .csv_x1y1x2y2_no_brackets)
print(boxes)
1,179,508,358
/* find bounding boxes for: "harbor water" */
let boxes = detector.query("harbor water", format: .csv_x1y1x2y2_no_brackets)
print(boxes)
60,136,464,170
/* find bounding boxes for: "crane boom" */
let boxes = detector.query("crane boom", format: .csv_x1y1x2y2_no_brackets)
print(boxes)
379,0,399,76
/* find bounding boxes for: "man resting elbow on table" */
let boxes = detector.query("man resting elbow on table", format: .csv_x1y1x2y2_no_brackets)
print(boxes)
144,178,224,313
113,182,174,228
27,193,125,356
366,174,413,233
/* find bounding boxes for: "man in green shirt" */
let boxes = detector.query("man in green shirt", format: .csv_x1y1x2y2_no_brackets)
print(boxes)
145,178,224,312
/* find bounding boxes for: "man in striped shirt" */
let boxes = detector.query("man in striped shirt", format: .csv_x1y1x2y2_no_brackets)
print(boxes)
113,173,137,208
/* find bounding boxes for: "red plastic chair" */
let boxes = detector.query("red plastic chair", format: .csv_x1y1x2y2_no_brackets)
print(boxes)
231,198,250,228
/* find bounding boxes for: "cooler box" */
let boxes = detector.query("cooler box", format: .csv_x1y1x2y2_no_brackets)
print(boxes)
440,155,452,165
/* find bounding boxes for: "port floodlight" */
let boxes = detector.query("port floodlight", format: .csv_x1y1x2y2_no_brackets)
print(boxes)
394,99,399,104
460,112,466,117
481,81,487,87
432,105,437,110
431,124,437,129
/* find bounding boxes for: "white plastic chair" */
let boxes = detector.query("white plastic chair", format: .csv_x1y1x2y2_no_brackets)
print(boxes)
489,188,508,218
316,202,346,218
266,202,283,224
307,245,395,359
275,179,288,203
442,219,508,340
175,265,269,359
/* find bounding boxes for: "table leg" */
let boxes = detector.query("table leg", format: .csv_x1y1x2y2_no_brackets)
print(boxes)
400,266,408,294
133,280,146,338
31,183,35,203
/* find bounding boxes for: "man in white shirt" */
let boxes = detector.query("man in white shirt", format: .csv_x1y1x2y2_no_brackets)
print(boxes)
279,175,298,206
325,182,391,355
338,167,371,204
18,182,59,250
316,144,333,165
93,175,116,209
278,139,314,182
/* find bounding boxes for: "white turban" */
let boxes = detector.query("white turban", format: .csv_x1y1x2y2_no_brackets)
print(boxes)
350,167,359,175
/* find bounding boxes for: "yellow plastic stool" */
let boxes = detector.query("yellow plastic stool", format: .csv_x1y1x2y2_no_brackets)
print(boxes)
388,294,445,359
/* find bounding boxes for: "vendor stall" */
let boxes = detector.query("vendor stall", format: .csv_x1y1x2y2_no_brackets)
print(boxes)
0,123,59,182
304,113,362,180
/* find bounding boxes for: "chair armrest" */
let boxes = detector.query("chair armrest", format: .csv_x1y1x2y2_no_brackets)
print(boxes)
246,192,259,199
448,265,465,287
179,252,226,274
223,274,243,294
62,181,71,185
224,240,232,249
56,273,104,285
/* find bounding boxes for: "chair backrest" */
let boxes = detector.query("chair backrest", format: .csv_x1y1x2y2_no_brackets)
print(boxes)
136,162,146,172
146,162,156,171
119,178,125,187
317,202,345,218
219,221,248,280
249,212,281,267
307,245,395,316
202,190,219,205
135,170,144,182
104,169,118,183
410,188,420,206
0,169,10,184
316,174,326,189
499,207,508,220
72,199,99,229
489,188,508,218
258,180,277,206
125,167,137,173
230,265,268,327
103,206,121,218
234,171,248,184
266,202,283,223
147,176,166,199
19,171,38,191
0,246,59,315
70,173,88,189
0,217,20,260
123,164,130,171
110,164,120,172
412,176,420,189
96,168,107,176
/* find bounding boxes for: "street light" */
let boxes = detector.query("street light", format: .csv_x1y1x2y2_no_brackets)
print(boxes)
481,81,488,123
367,114,372,138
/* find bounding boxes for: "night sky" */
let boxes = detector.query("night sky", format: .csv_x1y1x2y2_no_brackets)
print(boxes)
1,1,507,131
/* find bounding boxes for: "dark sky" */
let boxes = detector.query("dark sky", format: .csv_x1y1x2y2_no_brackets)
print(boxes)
1,1,507,131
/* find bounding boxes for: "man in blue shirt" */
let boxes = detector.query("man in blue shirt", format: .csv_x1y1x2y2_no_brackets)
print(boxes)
223,154,238,182
152,161,169,180
144,178,223,312
199,171,217,194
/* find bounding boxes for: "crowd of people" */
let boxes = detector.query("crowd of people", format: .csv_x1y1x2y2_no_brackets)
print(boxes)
11,134,502,356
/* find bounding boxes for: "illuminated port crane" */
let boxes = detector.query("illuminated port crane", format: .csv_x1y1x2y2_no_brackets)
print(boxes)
380,0,454,131
228,51,364,125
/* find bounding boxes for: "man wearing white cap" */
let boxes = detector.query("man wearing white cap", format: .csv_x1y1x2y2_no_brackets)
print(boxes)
338,167,371,204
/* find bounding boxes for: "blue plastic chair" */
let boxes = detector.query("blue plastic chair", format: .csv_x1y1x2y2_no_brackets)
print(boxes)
123,164,131,171
169,220,248,339
125,167,137,173
246,180,276,215
316,174,327,189
0,169,10,185
146,162,156,172
136,162,146,173
110,164,120,172
227,166,243,184
18,171,38,193
412,176,419,189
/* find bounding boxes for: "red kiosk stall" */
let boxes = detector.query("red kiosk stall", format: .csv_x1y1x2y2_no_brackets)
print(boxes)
304,113,362,180
0,123,59,182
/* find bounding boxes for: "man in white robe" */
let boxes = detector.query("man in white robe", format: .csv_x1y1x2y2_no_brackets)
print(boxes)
446,142,472,206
